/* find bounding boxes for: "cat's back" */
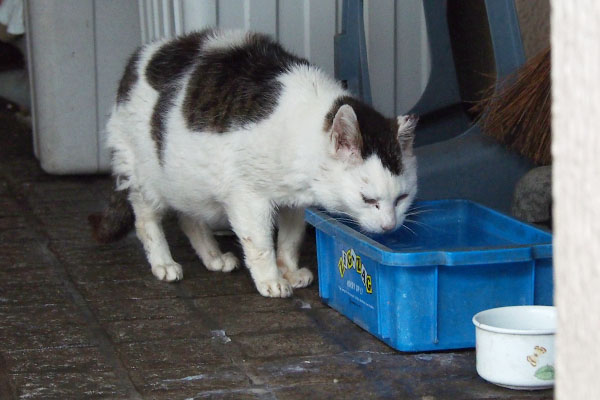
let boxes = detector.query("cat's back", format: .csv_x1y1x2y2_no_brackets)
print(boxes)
115,30,210,106
182,29,311,133
113,29,325,140
117,30,309,108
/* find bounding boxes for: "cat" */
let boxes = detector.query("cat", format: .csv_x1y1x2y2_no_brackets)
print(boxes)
89,29,418,298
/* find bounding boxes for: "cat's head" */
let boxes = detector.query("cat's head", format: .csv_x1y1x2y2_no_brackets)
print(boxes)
318,97,417,234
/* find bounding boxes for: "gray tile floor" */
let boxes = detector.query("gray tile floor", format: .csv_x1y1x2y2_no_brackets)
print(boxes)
0,107,552,399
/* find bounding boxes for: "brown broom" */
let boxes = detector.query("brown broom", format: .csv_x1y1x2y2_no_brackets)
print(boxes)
472,47,551,165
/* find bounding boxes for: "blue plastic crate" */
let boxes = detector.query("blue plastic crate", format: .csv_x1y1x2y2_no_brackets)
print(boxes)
305,199,553,352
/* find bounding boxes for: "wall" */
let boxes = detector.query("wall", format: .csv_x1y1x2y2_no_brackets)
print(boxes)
552,0,600,398
364,0,430,115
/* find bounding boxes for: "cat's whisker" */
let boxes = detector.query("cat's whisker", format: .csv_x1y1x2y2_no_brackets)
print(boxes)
405,208,439,216
407,205,428,210
311,215,356,228
405,210,431,217
404,218,437,233
327,209,355,219
404,217,430,226
404,220,429,230
407,204,431,211
405,218,432,228
400,223,417,236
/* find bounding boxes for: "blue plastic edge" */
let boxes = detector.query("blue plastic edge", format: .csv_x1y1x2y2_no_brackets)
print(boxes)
305,199,552,267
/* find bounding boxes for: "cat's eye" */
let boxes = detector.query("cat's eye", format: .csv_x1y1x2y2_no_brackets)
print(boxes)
361,194,379,209
394,193,408,207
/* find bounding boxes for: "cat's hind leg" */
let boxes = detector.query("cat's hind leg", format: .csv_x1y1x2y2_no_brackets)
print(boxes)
130,190,183,282
276,207,314,289
179,214,239,272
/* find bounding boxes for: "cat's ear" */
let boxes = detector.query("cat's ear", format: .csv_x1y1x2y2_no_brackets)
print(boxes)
330,104,362,163
396,114,418,155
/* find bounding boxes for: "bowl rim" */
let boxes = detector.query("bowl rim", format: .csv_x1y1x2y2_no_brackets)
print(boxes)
472,305,556,335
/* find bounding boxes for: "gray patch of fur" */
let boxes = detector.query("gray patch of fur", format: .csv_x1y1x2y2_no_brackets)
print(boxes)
183,32,309,133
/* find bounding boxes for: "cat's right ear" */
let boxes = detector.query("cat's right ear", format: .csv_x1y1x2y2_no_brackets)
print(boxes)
396,114,418,156
330,104,363,164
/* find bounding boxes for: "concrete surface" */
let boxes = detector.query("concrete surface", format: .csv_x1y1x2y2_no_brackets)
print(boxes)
0,106,553,399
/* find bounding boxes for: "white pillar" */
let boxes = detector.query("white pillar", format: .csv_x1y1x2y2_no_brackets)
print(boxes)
552,1,600,398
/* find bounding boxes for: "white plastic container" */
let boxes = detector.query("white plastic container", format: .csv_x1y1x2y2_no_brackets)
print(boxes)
473,306,556,390
25,0,141,174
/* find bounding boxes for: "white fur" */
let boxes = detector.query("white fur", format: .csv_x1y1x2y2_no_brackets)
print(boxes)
105,32,417,297
202,29,249,52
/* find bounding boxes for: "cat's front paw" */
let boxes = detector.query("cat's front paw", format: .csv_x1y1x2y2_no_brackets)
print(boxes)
283,268,314,289
152,263,183,282
205,252,239,272
255,278,293,298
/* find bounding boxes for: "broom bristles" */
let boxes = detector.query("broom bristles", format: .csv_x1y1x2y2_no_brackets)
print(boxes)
472,47,551,165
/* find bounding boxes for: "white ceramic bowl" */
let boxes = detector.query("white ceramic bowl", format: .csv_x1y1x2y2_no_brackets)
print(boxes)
473,305,556,390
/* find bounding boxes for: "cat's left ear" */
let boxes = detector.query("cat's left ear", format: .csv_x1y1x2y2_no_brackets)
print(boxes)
396,114,418,155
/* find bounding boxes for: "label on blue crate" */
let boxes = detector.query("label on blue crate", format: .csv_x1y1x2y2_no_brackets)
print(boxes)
333,247,378,330
338,248,373,296
338,249,373,293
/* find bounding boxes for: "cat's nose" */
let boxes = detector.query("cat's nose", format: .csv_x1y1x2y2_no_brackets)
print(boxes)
381,222,396,232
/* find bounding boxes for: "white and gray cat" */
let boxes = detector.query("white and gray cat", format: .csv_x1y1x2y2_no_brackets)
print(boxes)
89,29,418,298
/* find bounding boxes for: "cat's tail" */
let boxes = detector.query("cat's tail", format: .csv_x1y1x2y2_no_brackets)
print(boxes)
88,183,135,244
